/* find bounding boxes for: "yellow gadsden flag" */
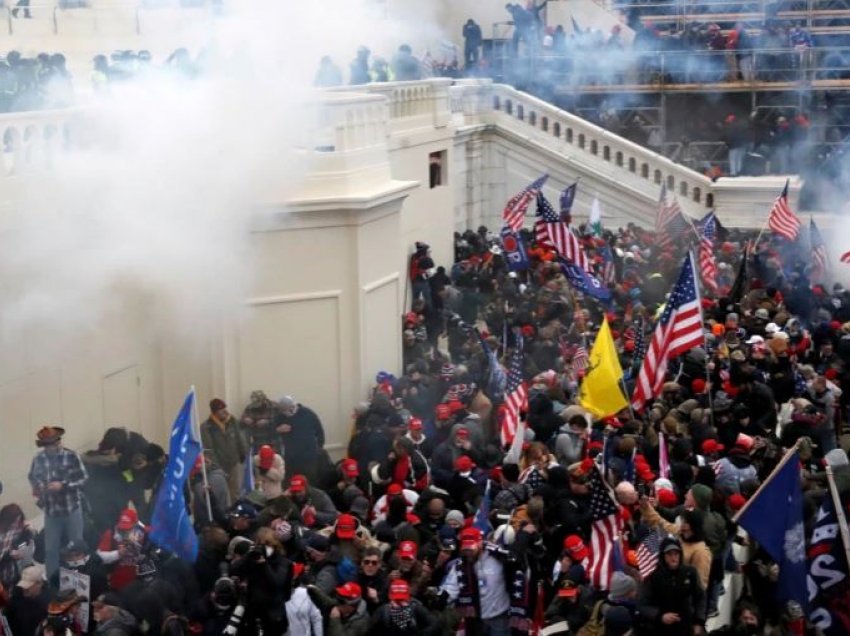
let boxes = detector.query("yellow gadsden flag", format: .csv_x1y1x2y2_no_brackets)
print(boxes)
579,317,629,418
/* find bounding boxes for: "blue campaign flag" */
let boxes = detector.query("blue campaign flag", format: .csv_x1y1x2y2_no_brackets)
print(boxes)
560,183,577,219
150,390,202,563
242,446,255,495
736,449,807,608
500,225,530,272
559,257,611,302
473,479,493,534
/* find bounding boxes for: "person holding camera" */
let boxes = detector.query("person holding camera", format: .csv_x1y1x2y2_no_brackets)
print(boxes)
228,528,293,635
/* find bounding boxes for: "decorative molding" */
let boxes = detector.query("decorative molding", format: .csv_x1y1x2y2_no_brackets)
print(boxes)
362,272,399,294
245,290,342,307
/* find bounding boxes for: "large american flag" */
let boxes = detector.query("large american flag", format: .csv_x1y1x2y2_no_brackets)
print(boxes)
698,212,719,294
767,180,800,241
503,175,549,232
586,465,622,591
636,526,664,580
810,218,828,281
631,253,704,411
655,184,692,251
502,338,527,448
535,193,591,272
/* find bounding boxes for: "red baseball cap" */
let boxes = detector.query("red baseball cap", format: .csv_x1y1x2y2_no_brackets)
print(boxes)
701,439,725,455
387,483,403,496
117,508,138,531
727,493,747,511
459,526,483,549
398,540,418,561
435,404,451,420
388,579,411,601
558,579,580,598
258,445,275,471
563,535,589,561
657,489,679,508
335,582,362,601
408,417,423,431
341,459,359,478
335,514,357,540
455,427,470,439
289,475,307,493
454,455,475,473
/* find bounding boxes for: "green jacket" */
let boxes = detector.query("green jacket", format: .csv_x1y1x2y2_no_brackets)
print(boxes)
200,415,246,472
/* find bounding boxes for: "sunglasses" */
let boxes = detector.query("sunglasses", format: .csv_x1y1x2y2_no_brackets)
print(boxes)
361,559,380,565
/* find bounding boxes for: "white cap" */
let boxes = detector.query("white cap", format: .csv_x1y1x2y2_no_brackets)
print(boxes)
745,335,765,345
765,323,780,335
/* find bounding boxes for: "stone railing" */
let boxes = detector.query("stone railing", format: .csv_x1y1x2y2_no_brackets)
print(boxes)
0,107,86,177
484,83,714,211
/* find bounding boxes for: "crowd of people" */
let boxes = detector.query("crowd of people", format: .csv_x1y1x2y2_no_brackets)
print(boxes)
0,206,849,635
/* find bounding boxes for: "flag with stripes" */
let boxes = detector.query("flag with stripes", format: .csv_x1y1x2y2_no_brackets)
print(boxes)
477,328,507,401
698,212,719,294
503,175,549,232
768,180,800,241
536,193,592,272
810,218,829,281
655,184,691,251
586,465,622,591
502,337,527,448
636,527,664,580
631,253,704,411
571,345,589,374
658,432,670,479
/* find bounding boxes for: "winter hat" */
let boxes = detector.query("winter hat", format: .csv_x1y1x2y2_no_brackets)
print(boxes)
690,484,713,510
210,398,227,413
608,572,638,601
657,489,678,508
258,445,276,470
445,510,465,527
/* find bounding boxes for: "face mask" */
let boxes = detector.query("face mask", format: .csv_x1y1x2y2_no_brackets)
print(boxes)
66,557,88,568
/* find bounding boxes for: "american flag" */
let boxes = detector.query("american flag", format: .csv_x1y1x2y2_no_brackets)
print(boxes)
535,193,591,272
572,345,589,373
631,253,704,411
767,180,800,241
810,218,828,281
503,175,549,232
655,184,692,251
699,212,719,294
586,464,622,591
502,337,527,448
636,527,664,580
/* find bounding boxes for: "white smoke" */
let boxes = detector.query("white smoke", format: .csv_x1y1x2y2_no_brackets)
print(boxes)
0,0,444,350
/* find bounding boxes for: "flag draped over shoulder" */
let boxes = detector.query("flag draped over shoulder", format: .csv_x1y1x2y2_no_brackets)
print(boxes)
150,390,202,563
735,448,807,608
579,318,628,418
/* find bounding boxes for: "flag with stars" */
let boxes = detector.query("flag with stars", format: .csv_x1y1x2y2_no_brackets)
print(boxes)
698,212,719,294
501,336,527,448
536,193,591,272
586,464,622,591
503,175,549,232
631,252,703,411
734,448,806,608
636,526,664,580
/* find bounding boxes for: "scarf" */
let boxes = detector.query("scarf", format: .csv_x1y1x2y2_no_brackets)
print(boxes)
387,603,415,630
454,557,481,619
507,563,531,630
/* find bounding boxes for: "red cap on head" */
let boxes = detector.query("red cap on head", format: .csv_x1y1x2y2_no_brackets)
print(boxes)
398,540,418,560
454,455,475,473
657,489,679,508
117,508,138,531
292,562,305,578
455,427,470,439
408,417,423,431
702,439,725,455
341,459,359,478
691,378,706,394
387,483,403,496
258,445,275,471
727,493,747,511
435,404,451,420
335,514,357,540
289,475,307,493
459,526,483,549
562,535,589,561
335,582,362,600
388,579,411,601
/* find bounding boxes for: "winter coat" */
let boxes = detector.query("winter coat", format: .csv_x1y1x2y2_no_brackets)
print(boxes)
6,585,49,636
275,405,325,477
95,607,138,635
715,452,758,495
229,551,292,622
285,586,323,636
200,416,246,474
327,600,370,636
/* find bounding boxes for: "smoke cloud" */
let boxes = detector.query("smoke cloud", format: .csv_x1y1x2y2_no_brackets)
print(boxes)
0,0,444,354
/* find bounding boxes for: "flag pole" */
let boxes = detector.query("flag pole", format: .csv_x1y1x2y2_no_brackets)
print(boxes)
825,464,850,575
732,439,801,523
191,385,214,522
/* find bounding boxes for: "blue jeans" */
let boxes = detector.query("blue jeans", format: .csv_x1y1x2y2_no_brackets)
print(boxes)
44,507,84,579
729,146,747,176
482,613,510,636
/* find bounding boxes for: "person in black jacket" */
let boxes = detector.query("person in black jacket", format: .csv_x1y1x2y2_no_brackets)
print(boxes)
228,528,292,635
639,536,706,636
368,579,437,636
274,396,325,484
6,565,49,636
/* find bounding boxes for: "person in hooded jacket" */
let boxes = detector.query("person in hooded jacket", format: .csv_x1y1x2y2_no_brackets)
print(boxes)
190,577,248,636
639,537,706,636
92,593,138,636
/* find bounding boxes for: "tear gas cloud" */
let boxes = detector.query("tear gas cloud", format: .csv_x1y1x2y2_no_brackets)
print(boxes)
0,0,444,352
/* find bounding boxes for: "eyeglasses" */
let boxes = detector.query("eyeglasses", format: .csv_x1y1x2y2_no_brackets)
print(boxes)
361,559,380,566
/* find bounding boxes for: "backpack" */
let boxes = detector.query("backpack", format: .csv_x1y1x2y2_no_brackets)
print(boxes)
576,600,605,636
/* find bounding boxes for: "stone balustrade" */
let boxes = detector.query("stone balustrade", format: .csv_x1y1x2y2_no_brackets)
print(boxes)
0,107,86,177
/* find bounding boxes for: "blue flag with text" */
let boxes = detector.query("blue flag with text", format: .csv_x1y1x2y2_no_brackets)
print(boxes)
150,390,202,562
